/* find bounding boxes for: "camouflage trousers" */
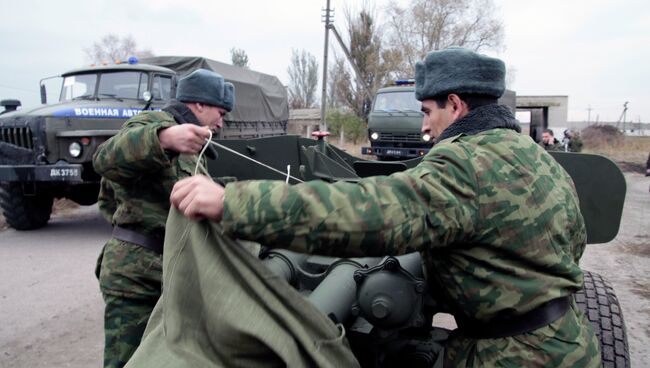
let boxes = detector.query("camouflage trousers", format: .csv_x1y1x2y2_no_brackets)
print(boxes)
96,238,162,368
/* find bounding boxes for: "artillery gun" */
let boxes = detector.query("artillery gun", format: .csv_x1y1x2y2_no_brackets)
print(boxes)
207,134,630,367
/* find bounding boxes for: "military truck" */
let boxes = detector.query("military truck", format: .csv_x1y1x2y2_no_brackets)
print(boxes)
206,135,629,367
361,80,516,160
0,56,288,230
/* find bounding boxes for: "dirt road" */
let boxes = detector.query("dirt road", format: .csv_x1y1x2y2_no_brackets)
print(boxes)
0,206,108,367
0,174,648,367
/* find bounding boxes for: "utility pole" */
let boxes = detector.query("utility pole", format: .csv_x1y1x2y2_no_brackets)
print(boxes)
617,101,629,133
586,105,592,124
320,0,332,132
328,25,373,102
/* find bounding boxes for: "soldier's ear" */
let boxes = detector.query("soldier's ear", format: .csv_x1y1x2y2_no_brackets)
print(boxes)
448,94,468,117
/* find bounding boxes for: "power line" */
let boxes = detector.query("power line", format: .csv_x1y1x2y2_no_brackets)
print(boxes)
0,84,39,94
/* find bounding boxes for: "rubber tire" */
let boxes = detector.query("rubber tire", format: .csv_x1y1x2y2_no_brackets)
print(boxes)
575,270,630,368
0,182,53,230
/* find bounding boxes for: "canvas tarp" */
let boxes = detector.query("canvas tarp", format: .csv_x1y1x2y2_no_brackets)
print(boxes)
141,56,289,124
125,208,359,368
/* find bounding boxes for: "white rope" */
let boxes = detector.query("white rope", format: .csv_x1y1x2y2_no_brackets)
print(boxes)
197,138,304,183
194,130,214,175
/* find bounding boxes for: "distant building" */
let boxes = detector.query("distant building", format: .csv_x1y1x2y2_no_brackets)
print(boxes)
516,96,568,142
288,108,320,137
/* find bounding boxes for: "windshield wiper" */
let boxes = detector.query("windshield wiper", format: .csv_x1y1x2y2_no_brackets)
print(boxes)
98,93,124,102
384,108,409,116
403,109,424,115
72,94,95,101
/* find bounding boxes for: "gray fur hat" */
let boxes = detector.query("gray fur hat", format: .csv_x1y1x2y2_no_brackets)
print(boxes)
415,47,505,101
176,69,235,112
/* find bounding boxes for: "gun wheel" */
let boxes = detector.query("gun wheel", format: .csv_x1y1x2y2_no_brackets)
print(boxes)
575,270,630,368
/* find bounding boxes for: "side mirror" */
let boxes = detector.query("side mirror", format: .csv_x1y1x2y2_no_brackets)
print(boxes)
40,84,47,104
38,75,59,104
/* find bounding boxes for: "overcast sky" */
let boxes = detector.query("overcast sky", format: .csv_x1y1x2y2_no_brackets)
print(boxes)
1,0,648,123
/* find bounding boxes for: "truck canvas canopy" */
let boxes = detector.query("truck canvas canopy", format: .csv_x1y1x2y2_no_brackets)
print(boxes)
141,56,289,124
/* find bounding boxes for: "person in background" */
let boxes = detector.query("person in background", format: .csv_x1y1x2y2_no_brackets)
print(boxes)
541,128,562,151
563,129,583,152
93,69,234,368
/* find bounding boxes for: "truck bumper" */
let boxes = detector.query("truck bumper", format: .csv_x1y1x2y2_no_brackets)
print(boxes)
361,146,430,158
0,164,83,182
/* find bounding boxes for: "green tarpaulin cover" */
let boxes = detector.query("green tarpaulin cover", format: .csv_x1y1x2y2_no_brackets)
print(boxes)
125,208,359,368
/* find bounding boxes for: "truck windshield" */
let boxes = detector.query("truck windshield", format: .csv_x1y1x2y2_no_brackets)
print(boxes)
373,91,421,112
60,74,97,101
60,71,155,102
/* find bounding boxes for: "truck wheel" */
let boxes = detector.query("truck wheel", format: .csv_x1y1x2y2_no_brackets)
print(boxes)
0,182,53,230
575,270,630,368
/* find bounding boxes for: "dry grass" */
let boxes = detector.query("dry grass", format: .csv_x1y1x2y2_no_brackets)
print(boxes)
51,198,80,216
581,125,650,173
0,212,7,231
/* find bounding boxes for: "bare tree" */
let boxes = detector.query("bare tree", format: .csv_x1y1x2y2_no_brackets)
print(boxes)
332,8,400,120
287,49,319,109
326,55,345,109
385,0,504,74
230,48,250,68
84,34,153,64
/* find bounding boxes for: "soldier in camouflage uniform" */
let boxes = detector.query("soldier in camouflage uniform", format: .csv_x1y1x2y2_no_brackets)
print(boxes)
170,48,599,367
541,128,563,151
562,129,584,152
93,69,234,368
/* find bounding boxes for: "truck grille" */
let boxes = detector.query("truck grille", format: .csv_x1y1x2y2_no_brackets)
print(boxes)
0,127,34,149
380,132,422,142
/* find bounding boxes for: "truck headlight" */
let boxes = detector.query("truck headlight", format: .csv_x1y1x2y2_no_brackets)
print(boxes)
370,132,379,141
422,133,431,142
69,142,82,157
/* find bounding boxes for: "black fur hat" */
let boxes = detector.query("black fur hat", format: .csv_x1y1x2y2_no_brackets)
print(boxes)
176,69,235,112
415,47,505,101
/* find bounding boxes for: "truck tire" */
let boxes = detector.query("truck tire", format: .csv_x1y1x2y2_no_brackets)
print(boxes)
575,270,630,368
0,182,53,230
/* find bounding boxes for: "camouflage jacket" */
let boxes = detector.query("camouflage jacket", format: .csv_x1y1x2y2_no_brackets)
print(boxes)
541,139,563,151
221,105,599,367
93,102,204,238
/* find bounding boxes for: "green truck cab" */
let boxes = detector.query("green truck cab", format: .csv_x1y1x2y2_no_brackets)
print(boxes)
0,56,288,230
362,80,516,160
361,81,430,160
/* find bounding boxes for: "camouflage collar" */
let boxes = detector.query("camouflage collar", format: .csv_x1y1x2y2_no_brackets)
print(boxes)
162,99,200,125
436,104,521,143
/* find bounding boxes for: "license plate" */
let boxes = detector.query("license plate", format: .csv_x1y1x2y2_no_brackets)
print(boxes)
50,168,80,178
385,149,402,156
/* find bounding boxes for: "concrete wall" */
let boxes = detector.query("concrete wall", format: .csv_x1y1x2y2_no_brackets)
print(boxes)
288,108,320,137
516,95,569,128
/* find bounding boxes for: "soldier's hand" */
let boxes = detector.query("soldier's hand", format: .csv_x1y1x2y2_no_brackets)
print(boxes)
171,175,225,222
159,124,211,154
